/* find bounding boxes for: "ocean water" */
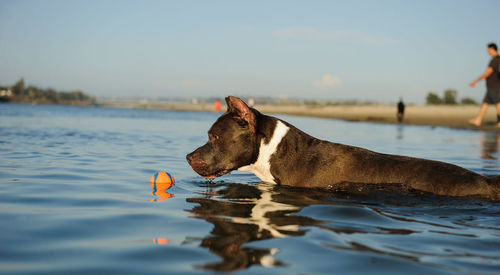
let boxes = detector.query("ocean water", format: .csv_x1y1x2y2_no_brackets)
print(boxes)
0,103,499,275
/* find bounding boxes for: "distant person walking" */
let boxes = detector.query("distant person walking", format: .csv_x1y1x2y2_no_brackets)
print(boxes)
468,43,500,127
214,99,222,112
397,98,405,123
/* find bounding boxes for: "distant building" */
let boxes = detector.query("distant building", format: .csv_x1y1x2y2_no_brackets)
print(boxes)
248,98,255,107
0,89,12,102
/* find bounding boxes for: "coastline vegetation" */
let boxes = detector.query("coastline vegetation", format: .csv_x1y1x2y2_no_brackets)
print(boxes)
0,78,96,105
0,79,496,129
426,89,478,105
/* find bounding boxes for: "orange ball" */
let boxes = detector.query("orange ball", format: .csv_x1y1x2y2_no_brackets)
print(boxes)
150,171,175,191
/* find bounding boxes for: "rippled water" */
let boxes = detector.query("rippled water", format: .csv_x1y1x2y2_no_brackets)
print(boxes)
0,103,499,275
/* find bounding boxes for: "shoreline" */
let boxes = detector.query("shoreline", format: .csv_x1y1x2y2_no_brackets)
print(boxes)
97,100,500,131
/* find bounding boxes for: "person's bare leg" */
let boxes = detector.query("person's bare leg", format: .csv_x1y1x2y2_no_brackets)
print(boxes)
469,103,488,126
495,103,500,128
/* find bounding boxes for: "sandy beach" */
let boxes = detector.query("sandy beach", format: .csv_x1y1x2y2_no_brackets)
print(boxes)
99,100,500,131
255,104,500,130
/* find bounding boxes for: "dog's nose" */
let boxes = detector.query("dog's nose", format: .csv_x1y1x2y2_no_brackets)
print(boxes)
186,152,194,164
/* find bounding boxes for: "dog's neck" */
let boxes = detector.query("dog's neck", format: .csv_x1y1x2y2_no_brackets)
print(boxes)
238,120,290,184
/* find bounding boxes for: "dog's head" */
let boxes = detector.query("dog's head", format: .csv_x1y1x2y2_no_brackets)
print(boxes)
186,96,259,179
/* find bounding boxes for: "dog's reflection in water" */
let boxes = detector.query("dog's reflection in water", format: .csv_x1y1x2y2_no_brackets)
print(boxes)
186,182,317,271
186,181,436,272
186,177,484,272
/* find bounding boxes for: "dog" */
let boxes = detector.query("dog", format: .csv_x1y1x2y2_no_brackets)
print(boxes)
187,96,500,200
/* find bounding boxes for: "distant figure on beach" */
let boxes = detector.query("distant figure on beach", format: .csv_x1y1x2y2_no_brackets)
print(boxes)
468,43,500,127
397,98,405,123
214,100,222,112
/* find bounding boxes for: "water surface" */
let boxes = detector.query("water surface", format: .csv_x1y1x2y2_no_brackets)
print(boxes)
0,104,499,274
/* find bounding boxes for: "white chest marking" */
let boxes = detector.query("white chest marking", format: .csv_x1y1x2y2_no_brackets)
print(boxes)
238,120,289,184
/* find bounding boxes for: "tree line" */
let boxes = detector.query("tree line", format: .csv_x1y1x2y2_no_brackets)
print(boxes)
1,78,96,105
426,89,477,105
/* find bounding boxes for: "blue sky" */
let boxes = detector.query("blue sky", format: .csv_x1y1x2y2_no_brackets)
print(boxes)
0,0,499,103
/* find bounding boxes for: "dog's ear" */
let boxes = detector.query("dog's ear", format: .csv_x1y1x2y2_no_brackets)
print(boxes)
225,96,256,133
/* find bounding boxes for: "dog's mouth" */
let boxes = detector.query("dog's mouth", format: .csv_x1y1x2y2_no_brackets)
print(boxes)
187,159,230,179
202,169,230,180
186,152,231,180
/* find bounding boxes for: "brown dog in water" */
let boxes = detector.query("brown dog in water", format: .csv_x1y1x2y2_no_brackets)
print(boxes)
187,96,500,201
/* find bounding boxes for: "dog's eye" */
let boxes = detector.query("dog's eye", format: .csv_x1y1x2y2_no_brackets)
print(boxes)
209,134,219,142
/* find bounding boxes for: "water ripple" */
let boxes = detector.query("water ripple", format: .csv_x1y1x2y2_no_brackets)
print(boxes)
1,104,499,275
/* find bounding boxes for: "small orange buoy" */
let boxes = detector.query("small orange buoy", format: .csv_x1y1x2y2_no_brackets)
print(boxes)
150,171,175,190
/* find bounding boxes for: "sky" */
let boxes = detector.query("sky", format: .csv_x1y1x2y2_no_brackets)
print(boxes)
0,0,499,104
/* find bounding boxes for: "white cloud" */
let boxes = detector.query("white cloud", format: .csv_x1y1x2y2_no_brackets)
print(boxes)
274,27,391,45
313,74,342,88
